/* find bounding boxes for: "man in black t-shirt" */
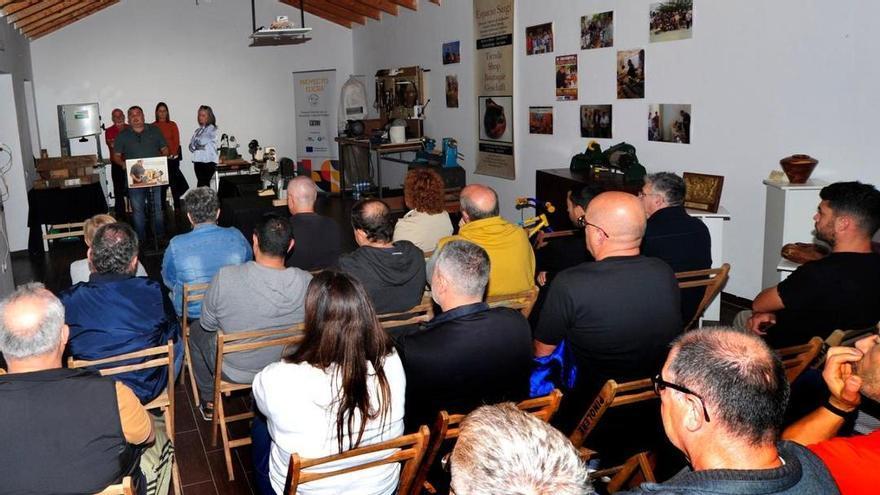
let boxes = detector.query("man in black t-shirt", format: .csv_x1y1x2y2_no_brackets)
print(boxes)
534,191,682,464
738,181,880,348
284,176,343,271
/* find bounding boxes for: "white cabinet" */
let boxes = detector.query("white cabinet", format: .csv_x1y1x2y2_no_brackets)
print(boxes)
687,207,731,321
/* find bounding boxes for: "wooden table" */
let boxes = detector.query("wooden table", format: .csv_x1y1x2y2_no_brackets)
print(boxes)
335,137,424,198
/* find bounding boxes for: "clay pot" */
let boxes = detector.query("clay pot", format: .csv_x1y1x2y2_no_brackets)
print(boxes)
780,154,819,184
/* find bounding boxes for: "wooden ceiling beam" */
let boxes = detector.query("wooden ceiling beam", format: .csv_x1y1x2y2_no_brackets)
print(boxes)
29,0,115,39
352,0,397,16
21,0,97,32
306,0,365,24
324,0,380,20
2,0,43,16
280,0,353,29
14,0,75,27
387,0,417,10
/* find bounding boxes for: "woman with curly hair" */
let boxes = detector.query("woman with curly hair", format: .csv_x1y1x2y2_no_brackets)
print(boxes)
393,168,453,252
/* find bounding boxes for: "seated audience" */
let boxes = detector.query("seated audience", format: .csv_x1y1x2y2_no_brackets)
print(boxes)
436,184,535,297
190,214,311,419
285,176,343,270
0,283,154,494
396,240,532,432
451,403,593,495
337,199,426,314
534,184,599,288
252,271,405,495
70,213,146,284
61,222,182,403
534,192,681,461
619,328,839,494
162,187,252,319
735,181,880,348
639,172,712,325
393,167,454,252
783,335,880,493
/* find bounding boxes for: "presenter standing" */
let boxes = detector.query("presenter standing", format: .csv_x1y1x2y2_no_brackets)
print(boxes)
189,105,219,187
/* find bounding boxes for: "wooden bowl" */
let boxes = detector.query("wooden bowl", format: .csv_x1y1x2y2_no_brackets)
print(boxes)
780,154,818,184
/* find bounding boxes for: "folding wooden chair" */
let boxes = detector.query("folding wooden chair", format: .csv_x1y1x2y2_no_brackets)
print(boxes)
378,292,435,329
675,263,730,329
285,426,431,495
409,389,564,495
181,282,210,407
568,378,656,451
486,285,541,319
212,324,307,480
69,341,181,494
590,451,657,494
776,336,823,383
94,476,134,495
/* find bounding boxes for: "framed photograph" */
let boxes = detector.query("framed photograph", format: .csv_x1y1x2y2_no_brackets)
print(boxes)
442,40,461,64
580,105,612,139
683,172,723,213
126,156,168,189
526,22,554,55
650,0,693,43
648,104,691,144
617,49,645,99
446,75,459,108
479,96,513,143
555,54,578,101
581,11,614,50
529,106,553,135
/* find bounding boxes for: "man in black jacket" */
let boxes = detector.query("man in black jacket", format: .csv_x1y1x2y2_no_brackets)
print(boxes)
337,198,426,314
396,240,533,432
640,172,711,326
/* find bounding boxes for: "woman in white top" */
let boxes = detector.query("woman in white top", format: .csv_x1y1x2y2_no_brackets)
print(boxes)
69,214,147,284
188,105,220,187
252,271,406,495
392,168,453,253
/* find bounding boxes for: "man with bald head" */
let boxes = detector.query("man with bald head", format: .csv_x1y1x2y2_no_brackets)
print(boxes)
534,191,682,461
0,283,154,494
435,184,535,296
285,175,343,270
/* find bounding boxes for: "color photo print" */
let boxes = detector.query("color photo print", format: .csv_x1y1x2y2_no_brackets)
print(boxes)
649,104,691,144
480,96,513,143
650,0,693,42
526,22,554,55
529,106,553,135
556,54,578,101
446,75,459,108
617,49,644,99
580,105,612,139
443,40,461,64
581,11,613,50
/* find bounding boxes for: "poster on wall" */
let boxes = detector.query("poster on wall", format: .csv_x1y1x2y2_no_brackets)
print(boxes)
443,41,461,64
581,11,614,50
529,107,553,135
650,0,693,42
649,104,691,144
580,105,612,138
555,55,578,101
293,69,339,191
525,22,553,55
474,0,515,180
446,75,460,108
617,49,645,99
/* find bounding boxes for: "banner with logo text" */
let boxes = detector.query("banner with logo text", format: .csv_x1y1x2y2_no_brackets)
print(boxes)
293,69,338,192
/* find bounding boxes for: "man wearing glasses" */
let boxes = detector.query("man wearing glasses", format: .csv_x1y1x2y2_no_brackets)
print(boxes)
618,327,838,494
533,191,682,464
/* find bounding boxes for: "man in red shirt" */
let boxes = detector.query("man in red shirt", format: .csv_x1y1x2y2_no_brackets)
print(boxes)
784,333,880,494
105,108,128,219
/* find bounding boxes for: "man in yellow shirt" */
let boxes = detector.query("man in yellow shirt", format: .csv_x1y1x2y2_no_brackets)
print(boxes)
436,184,535,296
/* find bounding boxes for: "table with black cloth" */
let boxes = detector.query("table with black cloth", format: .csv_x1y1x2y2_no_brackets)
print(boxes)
217,174,263,200
27,183,107,254
217,195,287,241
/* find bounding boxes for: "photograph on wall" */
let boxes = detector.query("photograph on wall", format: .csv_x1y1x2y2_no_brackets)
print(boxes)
525,22,554,56
580,105,612,139
446,75,459,108
617,49,645,99
555,54,578,101
126,157,168,188
581,11,614,50
650,0,693,42
529,107,553,135
443,40,461,64
480,96,513,143
648,104,691,144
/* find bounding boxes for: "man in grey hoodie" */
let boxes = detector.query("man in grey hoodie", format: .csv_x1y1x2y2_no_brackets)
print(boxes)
189,214,311,420
337,199,426,314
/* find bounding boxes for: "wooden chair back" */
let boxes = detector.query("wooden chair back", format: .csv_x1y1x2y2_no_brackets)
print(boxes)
486,286,540,319
285,426,431,495
94,476,134,495
212,323,307,481
378,293,435,329
569,378,656,449
590,451,656,494
409,390,564,495
181,282,210,407
675,263,730,329
776,336,823,383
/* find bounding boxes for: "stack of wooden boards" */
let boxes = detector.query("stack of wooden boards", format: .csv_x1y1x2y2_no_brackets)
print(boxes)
34,155,100,189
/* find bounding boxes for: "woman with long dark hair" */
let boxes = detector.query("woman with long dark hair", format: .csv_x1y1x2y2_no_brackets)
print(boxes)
152,102,188,210
252,271,406,494
188,105,219,187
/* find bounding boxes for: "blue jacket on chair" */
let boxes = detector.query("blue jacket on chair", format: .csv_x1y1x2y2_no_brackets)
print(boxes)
61,273,184,403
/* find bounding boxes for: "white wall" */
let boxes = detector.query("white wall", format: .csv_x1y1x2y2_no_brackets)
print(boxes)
30,0,354,190
353,0,880,298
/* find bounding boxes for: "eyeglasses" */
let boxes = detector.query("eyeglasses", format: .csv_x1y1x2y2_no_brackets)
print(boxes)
583,220,610,238
652,373,711,422
638,190,661,198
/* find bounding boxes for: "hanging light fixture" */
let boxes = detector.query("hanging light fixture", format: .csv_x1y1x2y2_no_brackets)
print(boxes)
249,0,312,46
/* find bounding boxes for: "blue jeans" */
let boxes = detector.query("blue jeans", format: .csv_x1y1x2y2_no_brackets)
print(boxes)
129,187,164,241
251,411,275,495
